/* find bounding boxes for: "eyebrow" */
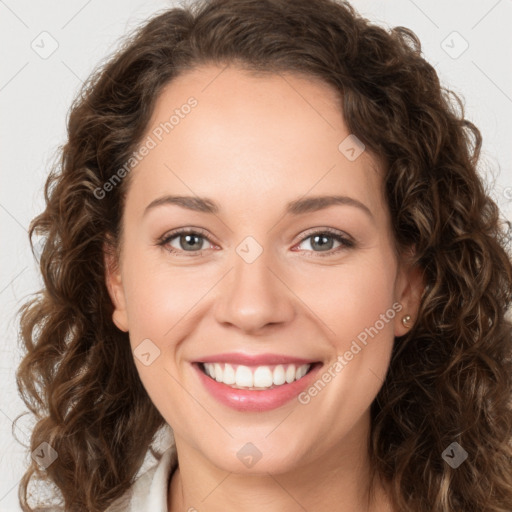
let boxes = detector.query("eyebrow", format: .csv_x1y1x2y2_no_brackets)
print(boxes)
143,194,373,219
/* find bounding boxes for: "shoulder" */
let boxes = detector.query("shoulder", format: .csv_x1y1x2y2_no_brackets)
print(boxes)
105,445,178,512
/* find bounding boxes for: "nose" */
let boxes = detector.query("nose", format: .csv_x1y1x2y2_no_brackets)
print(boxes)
213,243,295,334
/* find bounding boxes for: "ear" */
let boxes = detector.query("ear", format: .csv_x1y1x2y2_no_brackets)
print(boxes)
104,240,129,332
393,248,425,337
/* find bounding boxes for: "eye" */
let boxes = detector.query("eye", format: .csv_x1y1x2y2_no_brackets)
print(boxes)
157,228,215,257
294,228,354,257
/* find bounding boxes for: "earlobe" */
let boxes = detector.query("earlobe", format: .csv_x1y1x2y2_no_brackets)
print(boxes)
394,258,425,337
103,241,129,332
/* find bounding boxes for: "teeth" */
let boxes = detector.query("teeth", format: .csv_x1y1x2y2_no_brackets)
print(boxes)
235,365,253,387
273,365,286,385
254,366,273,387
296,364,308,380
202,362,311,389
285,365,296,383
214,363,223,382
222,362,236,385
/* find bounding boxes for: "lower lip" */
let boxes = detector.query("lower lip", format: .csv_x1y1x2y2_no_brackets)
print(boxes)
193,362,323,412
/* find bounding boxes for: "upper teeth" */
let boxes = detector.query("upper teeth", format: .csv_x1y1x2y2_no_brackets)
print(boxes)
202,363,311,389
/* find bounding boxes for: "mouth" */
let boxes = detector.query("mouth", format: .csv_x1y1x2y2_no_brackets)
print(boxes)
191,355,324,412
198,361,318,390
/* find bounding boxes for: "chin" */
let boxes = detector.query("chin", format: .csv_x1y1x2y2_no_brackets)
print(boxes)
200,441,308,475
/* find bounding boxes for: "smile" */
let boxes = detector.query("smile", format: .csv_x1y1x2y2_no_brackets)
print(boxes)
200,362,312,390
192,355,323,412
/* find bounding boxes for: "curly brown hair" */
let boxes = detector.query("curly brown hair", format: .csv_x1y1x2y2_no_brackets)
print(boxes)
14,0,512,510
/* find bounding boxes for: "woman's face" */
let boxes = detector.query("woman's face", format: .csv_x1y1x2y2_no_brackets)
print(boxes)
106,64,422,474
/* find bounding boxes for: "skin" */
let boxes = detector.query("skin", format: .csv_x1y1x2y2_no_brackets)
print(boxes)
105,64,424,512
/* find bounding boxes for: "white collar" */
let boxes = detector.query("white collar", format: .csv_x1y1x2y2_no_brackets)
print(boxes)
106,445,178,512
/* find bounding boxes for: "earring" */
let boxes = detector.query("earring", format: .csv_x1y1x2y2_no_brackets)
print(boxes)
402,314,412,328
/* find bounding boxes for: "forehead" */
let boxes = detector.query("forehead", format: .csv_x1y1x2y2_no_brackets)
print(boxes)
125,64,385,219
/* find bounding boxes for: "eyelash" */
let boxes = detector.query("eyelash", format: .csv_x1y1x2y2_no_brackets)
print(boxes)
156,227,355,258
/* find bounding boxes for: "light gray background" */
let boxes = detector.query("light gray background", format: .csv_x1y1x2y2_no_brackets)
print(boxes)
1,0,511,510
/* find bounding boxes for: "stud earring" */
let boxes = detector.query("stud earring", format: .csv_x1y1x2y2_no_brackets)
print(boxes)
402,314,412,328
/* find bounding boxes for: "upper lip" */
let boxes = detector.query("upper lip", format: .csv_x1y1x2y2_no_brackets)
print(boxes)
195,352,319,366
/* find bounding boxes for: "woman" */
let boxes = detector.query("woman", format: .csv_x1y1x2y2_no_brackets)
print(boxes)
15,0,512,510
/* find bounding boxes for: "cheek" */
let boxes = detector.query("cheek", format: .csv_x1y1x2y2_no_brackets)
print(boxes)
123,254,207,342
295,266,398,426
120,254,206,426
118,250,203,390
293,252,399,414
296,253,398,344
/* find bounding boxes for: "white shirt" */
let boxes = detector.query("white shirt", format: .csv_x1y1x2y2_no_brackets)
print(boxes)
106,445,178,512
